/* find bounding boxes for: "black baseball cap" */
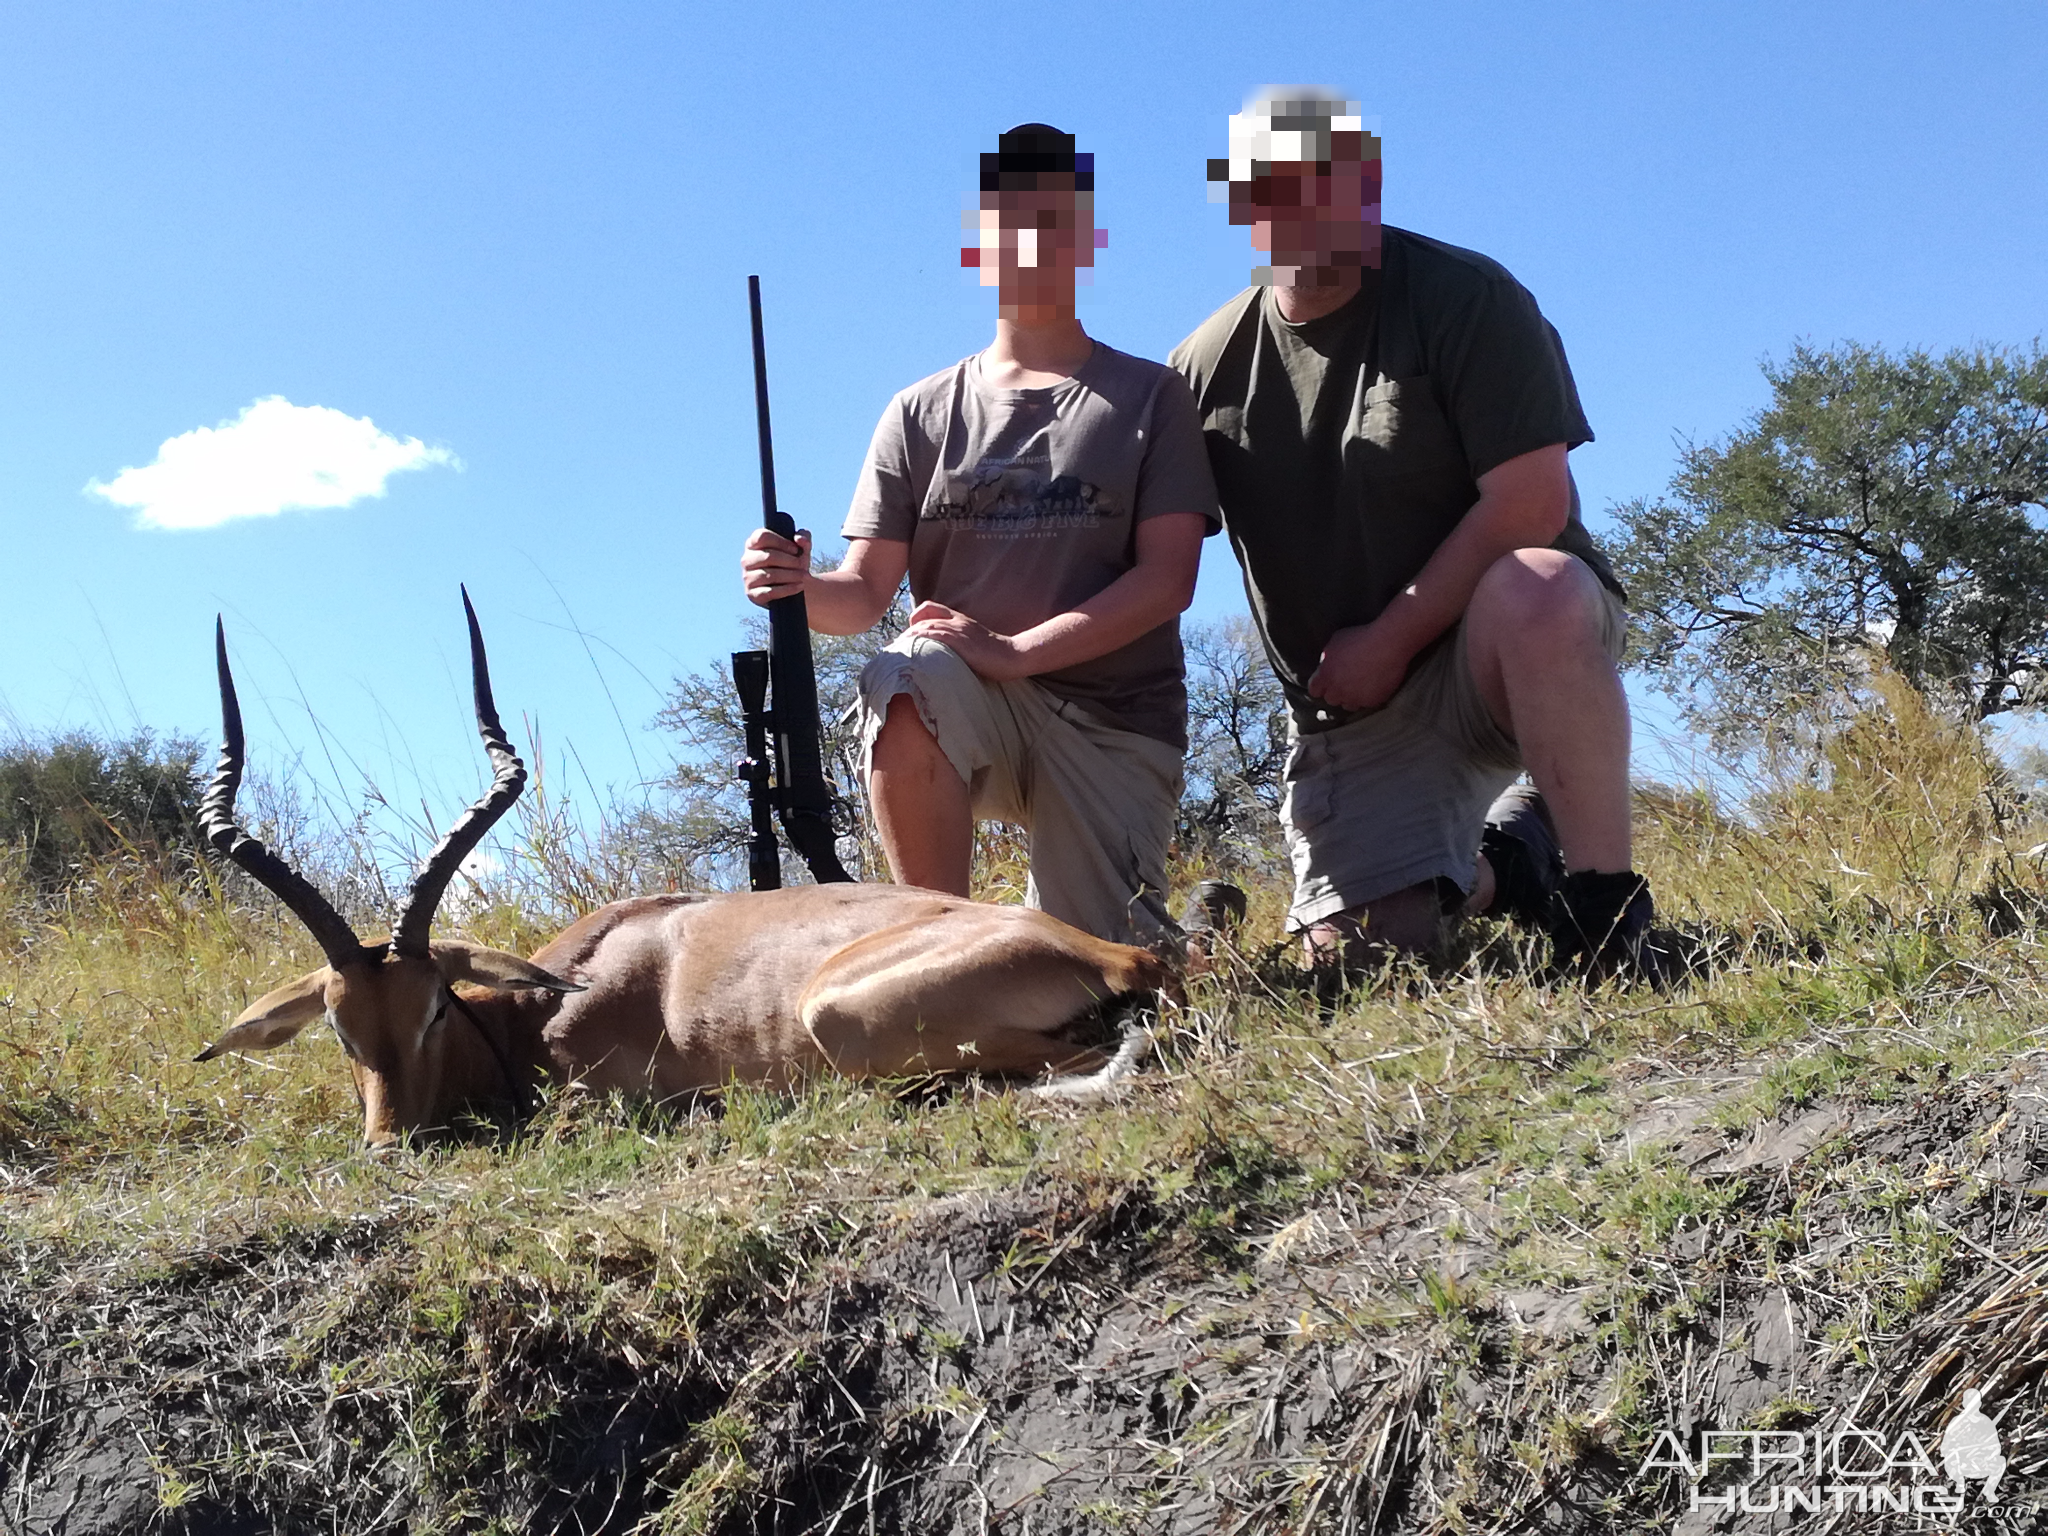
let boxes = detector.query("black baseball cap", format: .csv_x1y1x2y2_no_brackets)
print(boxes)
981,123,1094,192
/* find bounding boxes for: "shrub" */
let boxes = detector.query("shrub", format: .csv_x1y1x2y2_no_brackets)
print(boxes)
0,731,204,894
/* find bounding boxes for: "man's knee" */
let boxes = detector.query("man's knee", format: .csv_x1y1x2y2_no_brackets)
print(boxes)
870,691,951,778
1471,548,1606,642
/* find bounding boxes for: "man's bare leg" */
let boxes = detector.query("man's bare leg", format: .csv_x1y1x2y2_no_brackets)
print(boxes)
1458,549,1669,982
1304,881,1448,969
869,693,972,897
1302,549,1626,971
1461,549,1631,876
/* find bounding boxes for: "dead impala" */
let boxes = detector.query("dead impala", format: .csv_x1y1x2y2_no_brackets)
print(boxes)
193,593,1165,1147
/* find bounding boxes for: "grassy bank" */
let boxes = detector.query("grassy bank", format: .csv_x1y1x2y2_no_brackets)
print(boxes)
6,695,2048,1532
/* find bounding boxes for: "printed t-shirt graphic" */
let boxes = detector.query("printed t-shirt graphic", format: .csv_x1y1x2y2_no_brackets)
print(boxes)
930,439,1107,534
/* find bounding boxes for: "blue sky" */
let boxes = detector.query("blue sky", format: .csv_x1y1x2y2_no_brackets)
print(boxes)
3,1,2044,839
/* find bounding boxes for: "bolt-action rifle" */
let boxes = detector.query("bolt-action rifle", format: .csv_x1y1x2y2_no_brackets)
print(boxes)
733,275,853,890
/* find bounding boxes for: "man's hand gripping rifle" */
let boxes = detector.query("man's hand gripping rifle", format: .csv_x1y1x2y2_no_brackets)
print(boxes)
733,275,853,890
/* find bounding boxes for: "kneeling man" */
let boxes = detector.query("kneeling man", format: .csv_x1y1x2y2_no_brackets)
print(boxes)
1172,88,1662,980
743,124,1219,944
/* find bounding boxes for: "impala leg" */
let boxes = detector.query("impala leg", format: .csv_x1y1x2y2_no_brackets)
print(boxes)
797,919,1123,1080
850,1021,1111,1080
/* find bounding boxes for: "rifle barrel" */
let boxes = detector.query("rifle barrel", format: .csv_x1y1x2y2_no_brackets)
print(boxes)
749,275,796,542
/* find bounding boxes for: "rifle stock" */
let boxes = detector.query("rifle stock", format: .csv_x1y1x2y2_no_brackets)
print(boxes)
735,275,853,889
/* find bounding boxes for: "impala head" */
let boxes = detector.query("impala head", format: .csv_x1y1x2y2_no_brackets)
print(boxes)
194,590,583,1148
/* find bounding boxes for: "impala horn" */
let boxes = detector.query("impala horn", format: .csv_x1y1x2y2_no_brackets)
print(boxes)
389,587,527,958
201,619,374,970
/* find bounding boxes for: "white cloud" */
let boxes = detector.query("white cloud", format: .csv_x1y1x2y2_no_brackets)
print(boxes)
87,396,460,531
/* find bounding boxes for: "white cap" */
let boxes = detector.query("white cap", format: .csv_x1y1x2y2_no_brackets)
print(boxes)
1222,87,1375,182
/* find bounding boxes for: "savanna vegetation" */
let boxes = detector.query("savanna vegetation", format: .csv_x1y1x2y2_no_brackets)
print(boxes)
1611,339,2048,747
8,678,2048,1533
8,341,2048,1532
0,730,204,893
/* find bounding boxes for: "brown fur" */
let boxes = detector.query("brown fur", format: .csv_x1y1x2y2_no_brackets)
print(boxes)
199,884,1166,1147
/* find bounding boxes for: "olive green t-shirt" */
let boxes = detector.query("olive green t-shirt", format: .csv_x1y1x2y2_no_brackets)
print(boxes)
842,343,1222,749
1169,225,1623,729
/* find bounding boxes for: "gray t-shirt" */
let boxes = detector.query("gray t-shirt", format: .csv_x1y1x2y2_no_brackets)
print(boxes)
842,343,1221,748
1170,226,1622,731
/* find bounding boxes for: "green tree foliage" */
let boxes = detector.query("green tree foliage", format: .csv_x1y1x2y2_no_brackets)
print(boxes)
0,731,204,892
1610,340,2048,743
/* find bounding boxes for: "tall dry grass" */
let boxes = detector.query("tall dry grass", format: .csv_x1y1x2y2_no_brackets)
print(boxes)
10,685,2048,1532
1638,674,2042,934
6,677,2041,1197
0,850,359,1200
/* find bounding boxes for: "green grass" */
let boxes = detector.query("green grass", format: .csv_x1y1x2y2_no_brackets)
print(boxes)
9,694,2048,1530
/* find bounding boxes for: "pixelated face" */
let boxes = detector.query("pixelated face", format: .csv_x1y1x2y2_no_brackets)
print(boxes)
1230,136,1381,257
962,172,1104,295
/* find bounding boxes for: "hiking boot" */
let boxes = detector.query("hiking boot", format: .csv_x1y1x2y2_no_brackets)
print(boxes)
1547,870,1674,988
1181,880,1248,937
1479,783,1564,929
1180,880,1247,972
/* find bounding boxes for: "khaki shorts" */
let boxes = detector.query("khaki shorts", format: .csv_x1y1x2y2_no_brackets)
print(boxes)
1282,588,1627,930
852,635,1184,945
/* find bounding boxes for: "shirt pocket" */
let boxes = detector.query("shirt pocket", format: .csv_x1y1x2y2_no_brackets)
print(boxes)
1353,375,1467,483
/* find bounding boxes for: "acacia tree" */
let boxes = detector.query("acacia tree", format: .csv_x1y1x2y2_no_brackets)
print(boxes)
1610,340,2048,744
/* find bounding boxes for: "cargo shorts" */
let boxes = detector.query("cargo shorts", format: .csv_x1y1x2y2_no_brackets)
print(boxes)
851,635,1183,945
1282,588,1627,931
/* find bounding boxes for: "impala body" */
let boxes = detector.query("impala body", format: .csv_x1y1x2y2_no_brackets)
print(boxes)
196,596,1163,1147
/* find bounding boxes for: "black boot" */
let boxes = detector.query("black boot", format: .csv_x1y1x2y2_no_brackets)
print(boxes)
1479,783,1564,929
1548,870,1673,988
1180,879,1248,938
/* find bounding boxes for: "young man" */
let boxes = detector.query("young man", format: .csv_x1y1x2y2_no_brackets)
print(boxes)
741,124,1219,945
1170,89,1664,982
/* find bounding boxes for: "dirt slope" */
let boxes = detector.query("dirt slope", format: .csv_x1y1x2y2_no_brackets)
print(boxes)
9,1053,2048,1534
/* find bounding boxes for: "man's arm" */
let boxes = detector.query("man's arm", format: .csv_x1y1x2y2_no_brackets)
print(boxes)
1305,444,1571,710
904,512,1208,681
741,531,910,635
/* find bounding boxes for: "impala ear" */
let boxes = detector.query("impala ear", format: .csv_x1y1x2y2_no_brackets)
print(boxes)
432,939,585,993
196,970,331,1061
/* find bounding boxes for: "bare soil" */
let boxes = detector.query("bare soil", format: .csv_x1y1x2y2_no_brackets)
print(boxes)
9,1061,2048,1534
